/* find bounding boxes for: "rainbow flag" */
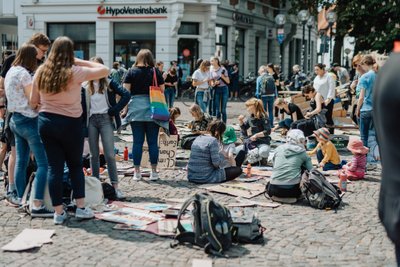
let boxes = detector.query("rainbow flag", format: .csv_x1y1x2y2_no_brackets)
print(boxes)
149,85,170,121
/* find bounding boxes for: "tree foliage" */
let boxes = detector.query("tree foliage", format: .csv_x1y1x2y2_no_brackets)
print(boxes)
289,0,400,55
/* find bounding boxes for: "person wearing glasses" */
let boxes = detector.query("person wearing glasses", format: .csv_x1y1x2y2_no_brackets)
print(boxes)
0,33,50,206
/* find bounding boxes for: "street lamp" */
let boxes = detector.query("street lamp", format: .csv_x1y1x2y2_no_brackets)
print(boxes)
275,14,286,72
326,10,337,65
307,16,315,74
298,10,309,73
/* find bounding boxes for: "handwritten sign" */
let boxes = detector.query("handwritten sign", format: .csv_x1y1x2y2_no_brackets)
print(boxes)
141,135,178,169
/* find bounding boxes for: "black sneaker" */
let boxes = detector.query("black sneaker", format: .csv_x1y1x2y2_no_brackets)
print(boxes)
31,205,54,218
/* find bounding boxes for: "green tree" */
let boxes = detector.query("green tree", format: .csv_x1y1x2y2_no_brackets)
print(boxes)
289,0,400,62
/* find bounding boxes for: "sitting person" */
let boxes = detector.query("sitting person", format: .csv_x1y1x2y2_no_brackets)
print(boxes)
181,104,211,149
341,139,369,180
273,98,304,134
168,107,181,137
238,98,271,165
221,125,237,167
291,85,326,137
307,127,344,171
266,129,313,201
187,120,246,184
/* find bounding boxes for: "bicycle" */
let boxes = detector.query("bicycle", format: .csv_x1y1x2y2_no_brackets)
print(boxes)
181,86,196,107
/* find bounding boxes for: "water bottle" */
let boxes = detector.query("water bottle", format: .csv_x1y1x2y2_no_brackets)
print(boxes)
338,170,347,192
123,146,129,161
246,163,252,178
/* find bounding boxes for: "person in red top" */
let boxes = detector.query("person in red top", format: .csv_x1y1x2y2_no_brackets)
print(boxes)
168,107,180,137
341,139,368,180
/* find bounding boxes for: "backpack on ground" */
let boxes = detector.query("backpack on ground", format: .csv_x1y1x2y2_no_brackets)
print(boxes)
172,193,233,256
21,173,54,215
232,216,265,244
300,168,342,210
260,74,276,95
102,182,116,201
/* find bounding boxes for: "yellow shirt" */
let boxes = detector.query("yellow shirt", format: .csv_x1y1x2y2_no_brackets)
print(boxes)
308,141,340,165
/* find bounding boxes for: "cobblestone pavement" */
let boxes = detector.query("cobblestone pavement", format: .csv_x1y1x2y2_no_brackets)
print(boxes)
0,100,397,267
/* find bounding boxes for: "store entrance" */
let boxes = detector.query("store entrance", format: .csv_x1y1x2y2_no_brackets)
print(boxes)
177,38,199,82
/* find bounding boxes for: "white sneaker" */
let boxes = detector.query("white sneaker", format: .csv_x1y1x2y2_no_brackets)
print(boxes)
75,207,94,219
132,172,142,181
149,171,159,181
115,189,125,199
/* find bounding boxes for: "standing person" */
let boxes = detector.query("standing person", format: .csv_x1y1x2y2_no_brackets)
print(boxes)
171,60,182,98
349,54,366,124
83,57,130,199
191,60,211,113
257,64,277,127
332,63,350,85
288,65,307,91
109,62,122,85
0,32,50,205
164,67,178,108
5,44,51,216
374,37,400,264
313,63,336,133
122,49,165,181
210,57,230,123
30,36,110,224
355,55,377,149
238,98,271,165
230,63,239,101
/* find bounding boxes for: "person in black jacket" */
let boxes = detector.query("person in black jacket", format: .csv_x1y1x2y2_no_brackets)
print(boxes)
374,38,400,264
83,56,130,199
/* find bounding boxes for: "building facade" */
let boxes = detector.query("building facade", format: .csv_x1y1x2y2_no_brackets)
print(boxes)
1,0,317,79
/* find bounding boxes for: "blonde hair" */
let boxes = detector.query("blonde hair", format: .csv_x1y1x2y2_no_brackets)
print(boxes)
245,98,266,119
189,104,203,118
274,98,285,107
36,36,74,94
200,60,211,72
88,56,108,95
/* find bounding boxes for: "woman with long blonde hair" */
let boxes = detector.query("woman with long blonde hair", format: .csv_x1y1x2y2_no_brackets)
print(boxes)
237,98,271,164
30,36,109,225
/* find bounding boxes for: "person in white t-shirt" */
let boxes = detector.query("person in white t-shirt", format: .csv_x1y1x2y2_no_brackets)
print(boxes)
191,60,211,113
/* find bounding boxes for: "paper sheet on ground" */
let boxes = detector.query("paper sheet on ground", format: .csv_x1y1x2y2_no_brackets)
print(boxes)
241,168,272,177
96,208,162,226
200,181,266,199
228,197,281,208
2,229,55,252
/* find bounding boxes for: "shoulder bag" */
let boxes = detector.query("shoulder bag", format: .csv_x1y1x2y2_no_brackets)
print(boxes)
149,68,170,121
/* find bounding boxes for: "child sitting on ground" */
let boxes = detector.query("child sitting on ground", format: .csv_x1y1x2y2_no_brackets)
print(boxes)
168,107,181,138
307,127,344,171
221,125,238,167
181,104,211,149
340,139,369,180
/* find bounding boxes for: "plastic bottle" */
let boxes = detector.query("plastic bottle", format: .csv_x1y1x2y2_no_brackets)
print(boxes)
338,171,347,192
123,146,129,161
246,163,252,178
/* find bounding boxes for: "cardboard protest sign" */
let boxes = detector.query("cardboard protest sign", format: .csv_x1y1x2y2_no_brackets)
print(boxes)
141,134,178,169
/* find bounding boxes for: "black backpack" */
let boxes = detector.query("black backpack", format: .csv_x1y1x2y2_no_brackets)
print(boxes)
300,168,342,210
260,74,276,95
172,193,233,256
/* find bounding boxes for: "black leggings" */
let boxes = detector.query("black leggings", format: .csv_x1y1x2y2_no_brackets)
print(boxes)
224,150,246,181
266,183,302,198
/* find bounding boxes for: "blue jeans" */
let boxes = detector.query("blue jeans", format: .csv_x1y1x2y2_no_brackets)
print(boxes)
209,87,216,116
164,87,175,108
195,90,208,113
10,113,48,200
130,121,160,166
317,149,343,171
261,95,275,127
278,118,293,129
39,112,85,206
214,85,229,123
88,114,118,184
359,110,374,147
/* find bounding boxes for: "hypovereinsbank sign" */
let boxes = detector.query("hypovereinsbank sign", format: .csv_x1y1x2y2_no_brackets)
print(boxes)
97,5,168,17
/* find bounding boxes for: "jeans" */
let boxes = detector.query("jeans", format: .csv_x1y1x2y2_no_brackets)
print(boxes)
359,110,374,147
88,114,118,184
130,121,160,166
325,100,334,128
317,149,343,171
214,85,229,123
10,113,48,200
208,87,216,116
278,118,293,129
39,112,85,206
195,90,208,113
261,95,275,127
164,87,175,108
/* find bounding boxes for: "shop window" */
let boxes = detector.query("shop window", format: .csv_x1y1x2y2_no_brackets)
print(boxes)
247,1,255,11
47,23,95,60
114,22,155,68
178,22,199,35
215,25,227,61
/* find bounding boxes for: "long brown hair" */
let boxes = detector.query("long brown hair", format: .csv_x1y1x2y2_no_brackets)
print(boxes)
208,120,226,142
88,56,108,95
12,43,37,73
245,98,266,119
36,36,74,94
134,49,155,67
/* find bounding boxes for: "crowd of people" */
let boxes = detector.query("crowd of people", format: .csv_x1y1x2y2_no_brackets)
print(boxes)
0,31,380,227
